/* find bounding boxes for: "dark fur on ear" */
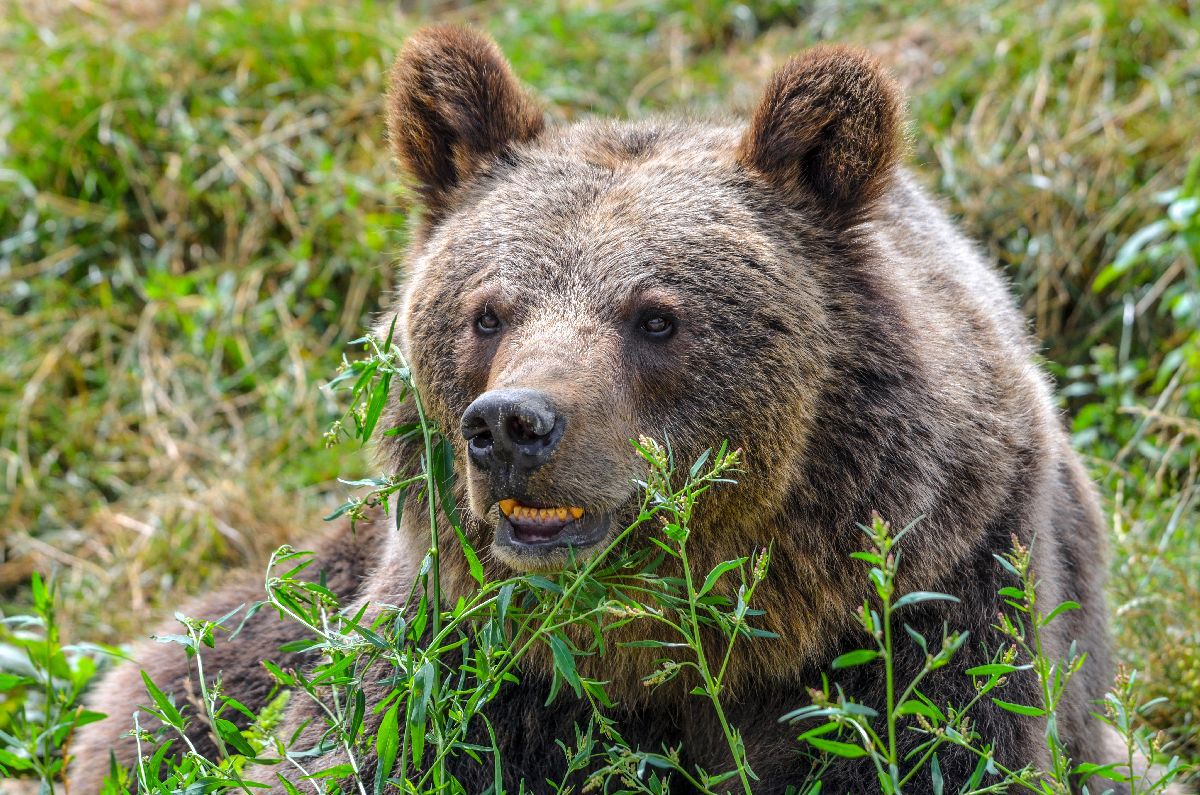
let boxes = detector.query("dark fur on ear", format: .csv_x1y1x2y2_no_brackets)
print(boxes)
387,26,544,222
738,45,904,225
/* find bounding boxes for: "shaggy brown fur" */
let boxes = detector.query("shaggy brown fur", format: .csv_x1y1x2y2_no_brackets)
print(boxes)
70,27,1122,794
739,44,904,225
387,24,543,224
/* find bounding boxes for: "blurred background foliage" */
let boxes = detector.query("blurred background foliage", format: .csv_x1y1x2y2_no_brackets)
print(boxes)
0,0,1197,764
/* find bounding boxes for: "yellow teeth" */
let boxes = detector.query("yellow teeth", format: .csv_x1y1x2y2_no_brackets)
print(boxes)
497,500,585,522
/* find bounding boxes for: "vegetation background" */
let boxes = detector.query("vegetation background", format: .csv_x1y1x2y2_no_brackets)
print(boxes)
1,0,1197,781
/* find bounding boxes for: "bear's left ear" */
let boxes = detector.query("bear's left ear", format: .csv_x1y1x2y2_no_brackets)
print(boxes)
387,26,544,223
737,45,904,226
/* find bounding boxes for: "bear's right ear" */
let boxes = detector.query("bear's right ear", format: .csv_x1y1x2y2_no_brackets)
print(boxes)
387,26,544,223
737,45,904,227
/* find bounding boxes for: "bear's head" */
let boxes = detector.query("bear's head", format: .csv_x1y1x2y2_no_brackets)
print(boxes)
382,26,904,576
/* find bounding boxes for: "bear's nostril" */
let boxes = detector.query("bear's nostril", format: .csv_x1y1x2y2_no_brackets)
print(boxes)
469,430,494,451
506,415,542,445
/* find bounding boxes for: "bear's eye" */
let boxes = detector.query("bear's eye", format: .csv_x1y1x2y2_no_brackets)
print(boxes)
475,309,502,335
639,314,675,340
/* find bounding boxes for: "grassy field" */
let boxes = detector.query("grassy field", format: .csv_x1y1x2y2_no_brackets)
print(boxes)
1,0,1197,784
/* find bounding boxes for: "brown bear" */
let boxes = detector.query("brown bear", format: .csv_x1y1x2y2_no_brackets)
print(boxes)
70,26,1119,794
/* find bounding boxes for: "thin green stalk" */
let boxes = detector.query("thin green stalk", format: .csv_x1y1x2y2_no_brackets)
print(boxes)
883,583,898,775
188,634,227,760
367,334,447,787
677,540,753,795
40,593,56,780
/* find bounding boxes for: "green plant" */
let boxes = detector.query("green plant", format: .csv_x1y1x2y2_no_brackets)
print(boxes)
5,335,1196,790
1089,667,1193,794
0,574,105,782
93,331,770,793
782,516,1029,795
3,0,1198,787
991,537,1087,793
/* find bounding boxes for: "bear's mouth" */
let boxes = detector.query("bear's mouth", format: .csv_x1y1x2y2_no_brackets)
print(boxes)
498,499,583,542
495,498,610,553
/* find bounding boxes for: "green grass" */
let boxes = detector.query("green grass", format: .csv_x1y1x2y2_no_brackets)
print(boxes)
1,0,1197,782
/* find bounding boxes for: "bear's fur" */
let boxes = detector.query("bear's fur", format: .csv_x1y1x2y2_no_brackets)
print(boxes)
70,26,1120,794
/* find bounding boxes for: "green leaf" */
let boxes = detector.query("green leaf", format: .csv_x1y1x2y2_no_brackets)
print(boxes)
30,572,47,609
221,697,257,722
795,722,841,742
307,763,356,779
663,522,689,543
152,633,196,650
548,635,582,697
992,554,1021,577
381,314,398,349
1074,761,1130,782
73,710,107,730
896,699,943,721
214,717,256,756
140,671,185,727
805,737,870,758
697,558,747,598
525,575,562,593
0,674,34,689
903,623,928,653
965,663,1022,677
359,369,392,444
323,500,358,521
452,520,485,587
992,698,1046,717
260,659,295,686
408,660,434,765
831,649,879,669
147,739,174,779
496,582,514,625
375,703,400,793
276,774,303,795
841,702,879,718
1040,600,1081,627
0,748,32,770
893,591,960,611
310,654,360,685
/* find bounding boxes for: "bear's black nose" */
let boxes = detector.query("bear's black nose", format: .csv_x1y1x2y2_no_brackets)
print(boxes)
461,388,564,473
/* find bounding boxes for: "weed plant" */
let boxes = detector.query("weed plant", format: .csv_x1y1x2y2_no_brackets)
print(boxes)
3,336,1195,793
2,0,1198,788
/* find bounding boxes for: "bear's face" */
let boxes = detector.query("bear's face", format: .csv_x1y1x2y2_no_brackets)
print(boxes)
386,27,902,572
402,129,834,570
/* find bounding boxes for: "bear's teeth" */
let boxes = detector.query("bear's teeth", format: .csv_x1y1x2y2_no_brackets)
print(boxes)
498,500,586,521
